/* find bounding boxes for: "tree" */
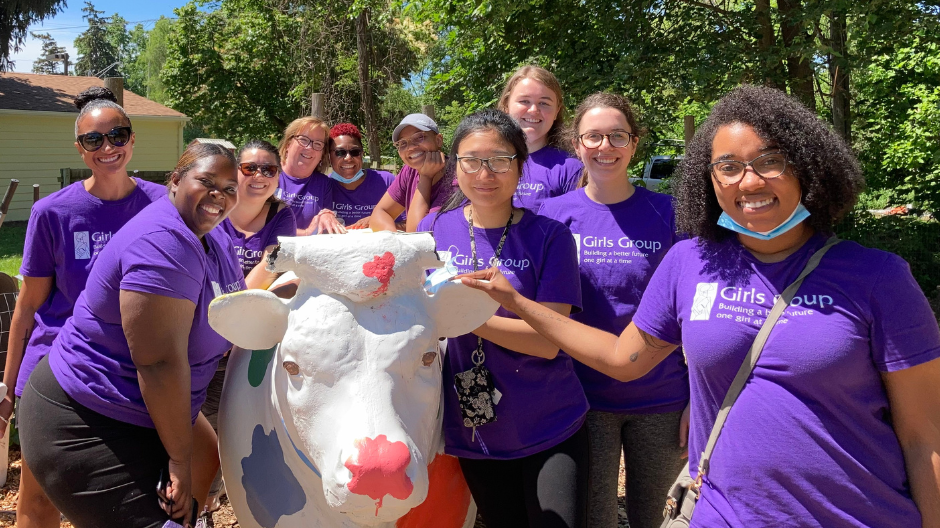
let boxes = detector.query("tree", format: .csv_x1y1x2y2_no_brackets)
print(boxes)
73,1,120,77
29,31,65,74
0,0,66,71
126,17,174,101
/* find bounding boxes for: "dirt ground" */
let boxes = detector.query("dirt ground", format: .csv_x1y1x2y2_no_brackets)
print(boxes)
0,446,630,527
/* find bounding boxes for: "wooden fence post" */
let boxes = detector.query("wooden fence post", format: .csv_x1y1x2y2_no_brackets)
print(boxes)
104,77,124,107
311,93,326,120
684,115,695,147
59,168,70,189
421,105,436,120
33,184,40,204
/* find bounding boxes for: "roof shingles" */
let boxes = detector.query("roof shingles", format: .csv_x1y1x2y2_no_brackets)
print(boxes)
0,73,186,118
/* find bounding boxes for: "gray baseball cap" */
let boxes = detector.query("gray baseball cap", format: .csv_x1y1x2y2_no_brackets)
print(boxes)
393,113,440,142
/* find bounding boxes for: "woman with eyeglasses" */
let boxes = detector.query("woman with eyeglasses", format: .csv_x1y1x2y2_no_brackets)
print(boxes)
497,65,583,212
538,93,687,528
19,141,245,528
371,113,452,232
459,86,940,527
325,123,396,230
0,86,168,528
417,109,588,528
276,117,344,235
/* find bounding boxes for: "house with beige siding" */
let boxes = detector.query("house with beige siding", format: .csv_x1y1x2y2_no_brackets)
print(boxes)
0,73,188,222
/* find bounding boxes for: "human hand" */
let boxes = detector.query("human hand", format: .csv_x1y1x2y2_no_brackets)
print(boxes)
311,210,346,235
679,403,690,459
415,151,446,179
159,457,193,525
0,397,13,437
456,267,522,313
348,217,371,230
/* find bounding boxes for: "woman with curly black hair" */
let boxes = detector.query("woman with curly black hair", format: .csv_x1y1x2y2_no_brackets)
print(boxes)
459,85,940,527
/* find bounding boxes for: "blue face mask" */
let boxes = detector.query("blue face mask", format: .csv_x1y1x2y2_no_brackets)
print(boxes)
717,203,810,241
329,169,365,184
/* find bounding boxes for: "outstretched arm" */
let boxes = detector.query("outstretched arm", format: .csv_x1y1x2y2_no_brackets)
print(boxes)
459,267,677,381
370,193,405,232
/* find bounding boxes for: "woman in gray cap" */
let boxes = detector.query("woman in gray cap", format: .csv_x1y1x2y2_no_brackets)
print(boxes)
371,113,452,231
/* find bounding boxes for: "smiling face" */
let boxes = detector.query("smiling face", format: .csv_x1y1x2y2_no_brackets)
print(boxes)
283,125,326,179
710,123,802,234
328,135,364,179
455,129,520,211
75,107,134,176
396,125,444,169
574,106,638,183
237,148,279,203
505,77,559,150
170,155,239,238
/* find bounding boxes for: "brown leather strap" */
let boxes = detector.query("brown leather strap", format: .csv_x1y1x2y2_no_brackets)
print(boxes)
697,236,841,479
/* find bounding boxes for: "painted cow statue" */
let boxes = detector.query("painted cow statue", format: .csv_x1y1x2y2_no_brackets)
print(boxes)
207,231,497,528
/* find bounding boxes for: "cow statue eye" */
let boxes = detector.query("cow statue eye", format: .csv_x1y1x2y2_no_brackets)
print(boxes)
283,361,301,376
421,352,437,367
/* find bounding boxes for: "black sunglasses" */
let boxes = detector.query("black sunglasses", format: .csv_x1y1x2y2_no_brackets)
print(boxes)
333,148,362,158
76,126,133,152
238,162,279,178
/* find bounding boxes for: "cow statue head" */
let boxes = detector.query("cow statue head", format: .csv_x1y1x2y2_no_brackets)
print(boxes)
208,231,495,527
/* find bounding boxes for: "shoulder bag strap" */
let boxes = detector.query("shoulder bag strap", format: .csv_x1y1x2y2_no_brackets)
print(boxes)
696,236,841,479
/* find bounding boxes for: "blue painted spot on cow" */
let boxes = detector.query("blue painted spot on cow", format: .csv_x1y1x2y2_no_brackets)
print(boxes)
241,424,307,527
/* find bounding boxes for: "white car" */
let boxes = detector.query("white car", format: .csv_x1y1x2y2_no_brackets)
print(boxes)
630,155,683,192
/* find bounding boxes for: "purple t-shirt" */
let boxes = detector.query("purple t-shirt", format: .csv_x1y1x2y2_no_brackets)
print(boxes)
16,178,167,397
48,197,246,428
418,208,587,459
633,234,940,527
513,146,582,212
539,187,688,414
328,169,395,225
275,171,331,231
219,204,297,276
387,165,452,219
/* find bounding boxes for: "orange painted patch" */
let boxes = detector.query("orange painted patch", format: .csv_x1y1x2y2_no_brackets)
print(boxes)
396,454,472,528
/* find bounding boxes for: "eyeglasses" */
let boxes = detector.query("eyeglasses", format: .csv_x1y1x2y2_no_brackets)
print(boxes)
578,131,635,149
238,162,279,178
292,135,325,151
709,151,788,185
76,126,133,152
456,155,518,174
394,132,427,151
333,148,362,158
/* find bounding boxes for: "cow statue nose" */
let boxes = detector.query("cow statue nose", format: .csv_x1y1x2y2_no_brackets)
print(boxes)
344,434,414,515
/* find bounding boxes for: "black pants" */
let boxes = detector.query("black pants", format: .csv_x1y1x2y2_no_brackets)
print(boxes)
19,356,172,528
459,423,590,528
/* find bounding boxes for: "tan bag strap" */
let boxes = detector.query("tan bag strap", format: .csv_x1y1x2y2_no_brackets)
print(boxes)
697,236,840,480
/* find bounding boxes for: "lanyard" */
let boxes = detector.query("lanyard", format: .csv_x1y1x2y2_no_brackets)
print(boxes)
468,206,513,366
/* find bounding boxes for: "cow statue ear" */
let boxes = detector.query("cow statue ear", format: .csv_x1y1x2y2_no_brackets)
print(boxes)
426,279,500,338
209,289,290,349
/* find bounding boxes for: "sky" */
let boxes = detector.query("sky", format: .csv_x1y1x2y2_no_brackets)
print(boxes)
9,1,190,73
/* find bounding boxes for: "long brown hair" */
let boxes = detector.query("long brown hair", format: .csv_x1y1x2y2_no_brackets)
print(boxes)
569,92,643,187
497,65,566,149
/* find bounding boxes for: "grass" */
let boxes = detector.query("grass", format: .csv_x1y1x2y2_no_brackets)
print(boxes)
0,222,25,278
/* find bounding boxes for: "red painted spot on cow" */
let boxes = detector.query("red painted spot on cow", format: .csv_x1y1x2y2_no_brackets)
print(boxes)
344,434,413,515
362,252,396,297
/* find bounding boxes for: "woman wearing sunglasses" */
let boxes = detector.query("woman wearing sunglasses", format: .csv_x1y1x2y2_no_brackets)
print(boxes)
276,117,343,235
325,123,396,230
220,140,296,289
539,93,687,528
1,86,168,528
459,86,940,527
371,113,452,232
498,65,583,212
417,109,588,528
19,141,245,528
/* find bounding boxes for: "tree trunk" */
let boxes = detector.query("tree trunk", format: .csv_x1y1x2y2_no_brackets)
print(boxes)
829,10,851,142
778,0,816,110
355,9,381,167
755,0,783,89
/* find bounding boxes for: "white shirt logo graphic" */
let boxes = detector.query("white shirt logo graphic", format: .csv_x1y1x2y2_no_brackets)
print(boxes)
74,231,91,260
690,282,719,320
211,281,223,298
572,233,581,263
